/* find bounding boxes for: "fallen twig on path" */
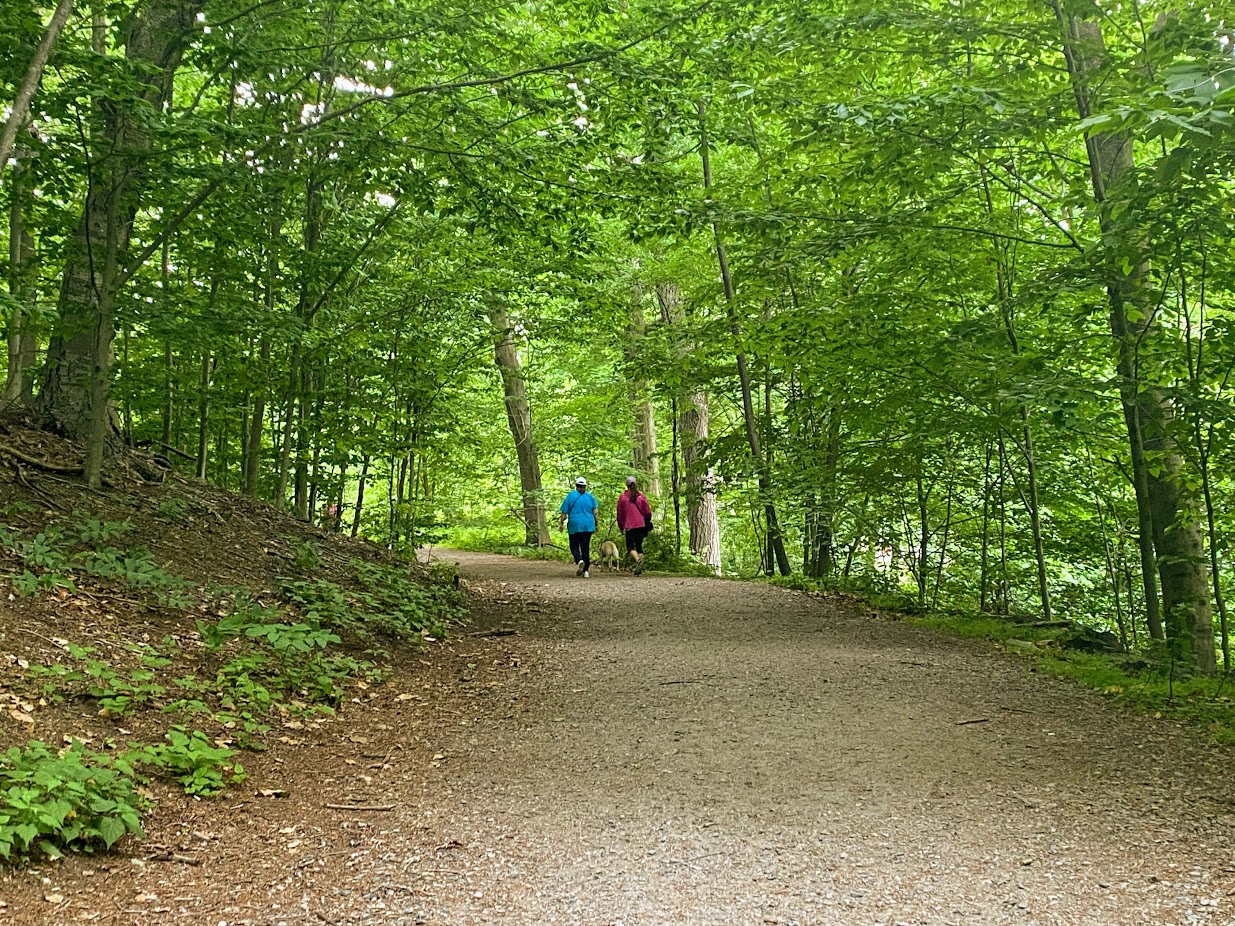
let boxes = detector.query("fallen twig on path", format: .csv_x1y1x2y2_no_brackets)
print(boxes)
955,717,990,725
324,803,396,811
468,628,517,637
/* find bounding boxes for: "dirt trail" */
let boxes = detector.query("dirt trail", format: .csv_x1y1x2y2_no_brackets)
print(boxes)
11,550,1235,925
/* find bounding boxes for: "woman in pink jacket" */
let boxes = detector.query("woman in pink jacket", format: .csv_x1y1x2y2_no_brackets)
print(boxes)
616,476,654,575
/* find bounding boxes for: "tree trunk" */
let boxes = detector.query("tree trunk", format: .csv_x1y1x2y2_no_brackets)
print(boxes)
656,280,721,573
195,350,211,480
488,303,550,546
244,219,279,496
0,0,75,182
698,100,789,575
680,390,721,574
36,0,204,482
1056,7,1213,671
351,452,370,537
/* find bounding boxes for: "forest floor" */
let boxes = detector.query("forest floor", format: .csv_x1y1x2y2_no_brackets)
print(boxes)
0,438,1234,924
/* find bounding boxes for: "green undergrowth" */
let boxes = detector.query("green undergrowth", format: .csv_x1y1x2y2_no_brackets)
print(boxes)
910,611,1235,745
0,513,193,607
1,512,465,865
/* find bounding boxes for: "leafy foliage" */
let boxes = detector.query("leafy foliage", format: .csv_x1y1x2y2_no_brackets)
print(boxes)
0,742,146,863
127,728,244,797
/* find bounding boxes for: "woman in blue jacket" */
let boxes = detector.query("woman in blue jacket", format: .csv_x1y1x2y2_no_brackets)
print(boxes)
558,476,599,577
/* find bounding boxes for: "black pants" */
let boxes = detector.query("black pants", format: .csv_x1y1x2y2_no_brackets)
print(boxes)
569,531,593,569
625,526,650,555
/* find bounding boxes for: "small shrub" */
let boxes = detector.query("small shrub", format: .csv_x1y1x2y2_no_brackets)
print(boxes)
293,541,321,572
29,649,167,717
0,741,146,864
154,498,187,523
71,515,131,546
128,727,244,797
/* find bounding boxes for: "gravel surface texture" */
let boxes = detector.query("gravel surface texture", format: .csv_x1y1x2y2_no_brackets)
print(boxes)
7,549,1235,925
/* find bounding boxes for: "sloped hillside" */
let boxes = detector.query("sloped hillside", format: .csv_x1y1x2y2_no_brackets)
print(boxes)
0,421,466,886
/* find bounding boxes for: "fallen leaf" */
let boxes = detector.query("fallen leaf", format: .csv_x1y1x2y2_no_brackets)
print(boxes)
8,708,33,726
44,894,65,905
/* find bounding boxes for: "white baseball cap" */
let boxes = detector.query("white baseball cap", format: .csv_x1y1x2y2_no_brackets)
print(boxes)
575,476,587,486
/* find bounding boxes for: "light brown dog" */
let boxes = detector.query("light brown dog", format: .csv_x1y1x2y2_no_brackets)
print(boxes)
597,540,620,572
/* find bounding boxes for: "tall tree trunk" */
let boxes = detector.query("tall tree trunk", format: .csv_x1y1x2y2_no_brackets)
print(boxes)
1055,6,1213,671
351,452,370,537
657,281,721,573
244,218,279,496
0,0,75,182
982,166,1052,620
698,100,789,575
195,349,211,479
275,344,300,506
488,303,550,546
680,390,721,574
36,0,204,484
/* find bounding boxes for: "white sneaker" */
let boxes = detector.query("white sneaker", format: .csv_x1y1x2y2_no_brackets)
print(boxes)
583,570,590,578
576,560,584,576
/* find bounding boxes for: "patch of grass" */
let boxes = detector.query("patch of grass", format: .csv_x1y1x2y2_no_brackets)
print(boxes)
910,611,1055,643
1035,652,1235,744
446,524,526,552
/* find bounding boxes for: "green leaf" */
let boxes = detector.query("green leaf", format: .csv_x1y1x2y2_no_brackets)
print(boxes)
97,816,126,849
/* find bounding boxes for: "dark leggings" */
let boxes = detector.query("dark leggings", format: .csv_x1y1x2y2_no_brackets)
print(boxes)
569,531,593,568
625,527,650,555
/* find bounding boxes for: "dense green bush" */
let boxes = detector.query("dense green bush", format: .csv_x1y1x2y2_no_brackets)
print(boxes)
0,741,146,863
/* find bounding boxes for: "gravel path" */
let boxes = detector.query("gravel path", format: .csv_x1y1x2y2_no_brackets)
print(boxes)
12,550,1235,925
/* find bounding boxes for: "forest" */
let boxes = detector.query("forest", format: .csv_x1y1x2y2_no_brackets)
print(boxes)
2,0,1234,672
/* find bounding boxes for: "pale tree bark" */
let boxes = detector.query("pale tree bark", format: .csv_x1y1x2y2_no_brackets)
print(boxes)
488,303,550,546
37,0,205,487
698,100,789,575
1054,5,1214,672
657,282,721,573
0,0,75,183
680,390,721,573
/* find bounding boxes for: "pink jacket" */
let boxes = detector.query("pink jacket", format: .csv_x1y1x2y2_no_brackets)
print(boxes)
617,490,652,531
